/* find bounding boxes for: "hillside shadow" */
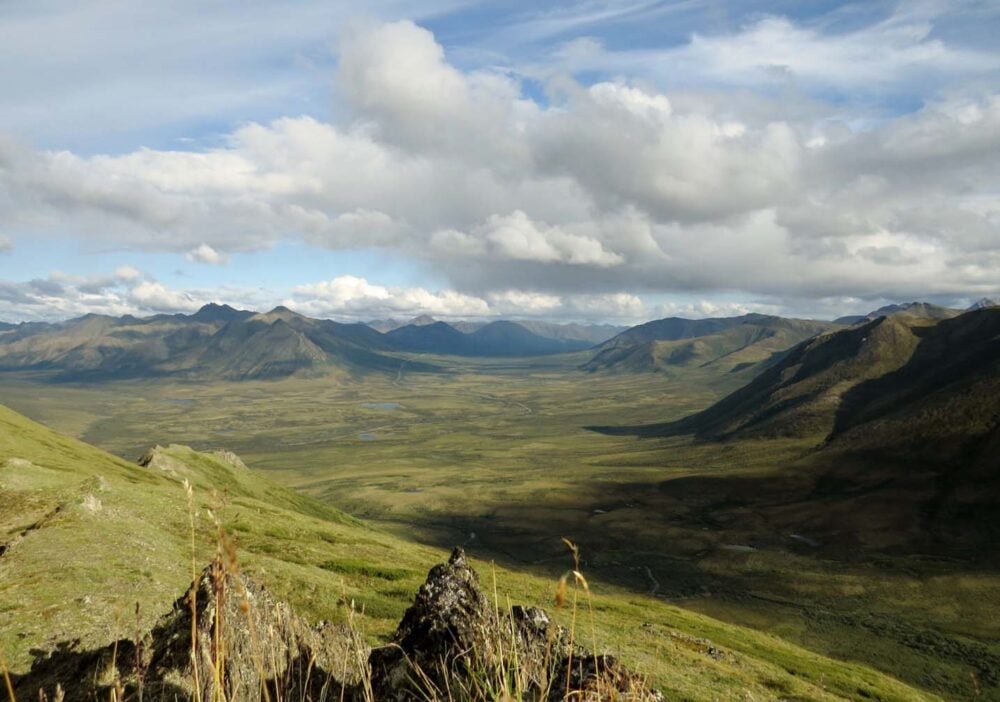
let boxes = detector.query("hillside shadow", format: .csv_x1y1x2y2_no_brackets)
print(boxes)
831,309,1000,440
13,639,344,701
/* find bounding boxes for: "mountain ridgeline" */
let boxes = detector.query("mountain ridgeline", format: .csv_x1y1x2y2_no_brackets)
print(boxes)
0,300,984,383
588,306,1000,566
0,304,413,381
582,313,839,373
0,306,621,381
640,307,999,451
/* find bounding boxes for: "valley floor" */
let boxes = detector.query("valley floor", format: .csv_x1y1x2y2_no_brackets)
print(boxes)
1,358,997,700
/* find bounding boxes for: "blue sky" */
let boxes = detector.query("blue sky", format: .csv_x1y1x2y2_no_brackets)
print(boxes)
1,0,998,322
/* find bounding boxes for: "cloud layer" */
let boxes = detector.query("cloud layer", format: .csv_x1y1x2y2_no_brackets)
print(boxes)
1,5,998,321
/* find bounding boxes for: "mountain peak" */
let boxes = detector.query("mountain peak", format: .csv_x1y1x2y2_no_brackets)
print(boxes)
835,301,960,325
190,302,246,322
968,297,999,311
409,314,437,326
251,305,305,324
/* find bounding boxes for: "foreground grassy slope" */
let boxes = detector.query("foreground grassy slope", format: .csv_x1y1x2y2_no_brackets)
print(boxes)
0,403,934,701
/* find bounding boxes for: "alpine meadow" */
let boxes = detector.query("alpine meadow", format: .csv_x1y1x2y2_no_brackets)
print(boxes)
1,2,998,701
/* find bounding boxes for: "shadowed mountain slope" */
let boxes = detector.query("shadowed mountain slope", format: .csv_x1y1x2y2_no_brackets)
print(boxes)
629,308,999,443
828,308,1000,456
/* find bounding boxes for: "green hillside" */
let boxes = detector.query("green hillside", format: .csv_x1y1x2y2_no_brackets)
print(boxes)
0,306,427,381
582,314,836,374
0,403,937,700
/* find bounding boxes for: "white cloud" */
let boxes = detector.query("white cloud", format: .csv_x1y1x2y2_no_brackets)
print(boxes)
676,15,1000,92
651,299,778,320
114,265,142,281
290,275,662,323
290,275,491,319
0,17,997,319
301,208,405,248
446,211,623,267
486,290,562,314
336,19,529,163
543,7,1000,100
564,292,647,320
0,269,268,322
186,243,229,265
0,236,11,253
128,281,204,312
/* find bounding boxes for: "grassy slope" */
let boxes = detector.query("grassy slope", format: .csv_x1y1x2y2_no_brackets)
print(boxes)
0,403,935,701
582,316,836,374
4,347,996,699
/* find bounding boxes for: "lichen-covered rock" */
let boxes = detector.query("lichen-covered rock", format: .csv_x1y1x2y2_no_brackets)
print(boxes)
369,547,505,699
369,547,663,701
17,561,353,702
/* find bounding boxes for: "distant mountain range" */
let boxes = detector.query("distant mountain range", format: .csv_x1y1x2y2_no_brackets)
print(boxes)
612,307,999,451
968,297,999,311
582,313,838,373
366,315,438,333
383,319,599,356
0,300,991,381
833,301,961,325
0,304,410,381
0,305,619,379
367,315,625,346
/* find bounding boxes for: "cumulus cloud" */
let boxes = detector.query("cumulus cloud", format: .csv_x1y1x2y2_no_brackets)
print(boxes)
114,265,142,281
431,211,623,267
127,281,204,312
0,236,12,254
0,269,268,322
289,275,490,319
290,275,661,323
0,14,997,321
186,243,229,265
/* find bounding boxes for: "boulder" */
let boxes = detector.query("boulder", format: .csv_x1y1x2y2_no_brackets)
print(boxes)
369,547,663,701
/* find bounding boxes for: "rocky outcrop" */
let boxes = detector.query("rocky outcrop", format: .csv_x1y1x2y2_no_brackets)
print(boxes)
17,561,355,701
369,547,663,701
18,549,661,701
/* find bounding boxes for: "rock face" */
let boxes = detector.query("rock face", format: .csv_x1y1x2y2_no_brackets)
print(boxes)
17,562,354,701
139,561,352,700
369,547,663,701
18,549,661,701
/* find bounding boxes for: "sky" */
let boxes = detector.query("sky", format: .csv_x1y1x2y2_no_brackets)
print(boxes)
1,0,998,323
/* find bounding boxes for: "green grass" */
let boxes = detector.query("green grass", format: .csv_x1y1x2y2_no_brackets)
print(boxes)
0,401,939,701
0,358,993,699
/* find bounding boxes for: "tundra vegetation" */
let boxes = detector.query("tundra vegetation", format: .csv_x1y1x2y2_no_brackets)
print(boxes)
1,307,997,700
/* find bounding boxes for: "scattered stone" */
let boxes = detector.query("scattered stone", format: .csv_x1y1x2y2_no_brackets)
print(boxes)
18,549,663,701
213,450,248,470
136,447,183,476
80,494,102,513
